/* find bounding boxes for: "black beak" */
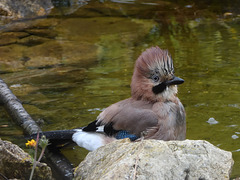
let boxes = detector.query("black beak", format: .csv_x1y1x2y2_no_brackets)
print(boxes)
165,76,184,86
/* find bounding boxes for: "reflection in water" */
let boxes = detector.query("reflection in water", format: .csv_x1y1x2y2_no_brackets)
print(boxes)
0,0,240,178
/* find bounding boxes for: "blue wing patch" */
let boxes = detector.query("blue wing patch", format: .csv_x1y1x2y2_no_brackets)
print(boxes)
115,130,139,141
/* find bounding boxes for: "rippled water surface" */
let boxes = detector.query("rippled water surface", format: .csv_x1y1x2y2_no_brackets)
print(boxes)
0,0,240,177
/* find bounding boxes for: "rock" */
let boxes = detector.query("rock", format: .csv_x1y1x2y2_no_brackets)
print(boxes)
206,117,219,125
52,0,89,15
0,138,53,180
74,139,233,180
0,0,53,20
0,32,29,46
25,28,57,39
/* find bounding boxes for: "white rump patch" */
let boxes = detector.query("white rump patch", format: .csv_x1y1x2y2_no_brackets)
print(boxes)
72,131,105,151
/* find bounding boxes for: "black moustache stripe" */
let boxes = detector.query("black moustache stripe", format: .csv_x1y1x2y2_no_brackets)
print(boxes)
152,82,167,94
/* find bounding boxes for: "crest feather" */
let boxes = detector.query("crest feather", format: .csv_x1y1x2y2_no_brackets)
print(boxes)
135,46,174,76
131,46,176,101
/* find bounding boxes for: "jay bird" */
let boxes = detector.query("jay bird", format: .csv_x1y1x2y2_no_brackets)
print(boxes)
35,46,186,151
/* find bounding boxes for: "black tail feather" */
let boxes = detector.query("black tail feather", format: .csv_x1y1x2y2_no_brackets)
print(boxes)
82,120,98,132
28,129,79,149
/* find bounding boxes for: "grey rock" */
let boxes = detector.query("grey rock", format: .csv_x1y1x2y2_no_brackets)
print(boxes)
0,138,52,180
74,139,233,180
207,117,219,125
0,0,53,20
232,135,239,139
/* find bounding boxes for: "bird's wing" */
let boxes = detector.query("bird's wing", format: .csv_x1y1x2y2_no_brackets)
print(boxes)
83,98,185,140
96,98,159,136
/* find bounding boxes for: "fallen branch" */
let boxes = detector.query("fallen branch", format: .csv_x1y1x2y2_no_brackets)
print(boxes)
0,78,41,134
0,78,73,179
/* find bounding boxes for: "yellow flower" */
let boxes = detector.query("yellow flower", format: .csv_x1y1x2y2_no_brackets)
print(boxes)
26,139,37,148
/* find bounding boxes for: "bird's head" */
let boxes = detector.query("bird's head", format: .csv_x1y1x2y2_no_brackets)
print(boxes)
131,46,184,102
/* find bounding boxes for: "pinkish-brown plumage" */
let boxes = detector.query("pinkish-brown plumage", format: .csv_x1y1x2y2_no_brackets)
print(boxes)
95,46,185,138
74,46,186,151
131,47,176,102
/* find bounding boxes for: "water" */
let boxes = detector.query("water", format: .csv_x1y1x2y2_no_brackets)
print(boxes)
0,0,240,177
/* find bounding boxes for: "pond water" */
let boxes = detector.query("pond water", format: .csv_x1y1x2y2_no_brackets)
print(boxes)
0,0,240,177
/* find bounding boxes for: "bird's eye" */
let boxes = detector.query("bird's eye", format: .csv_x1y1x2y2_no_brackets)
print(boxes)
152,75,159,82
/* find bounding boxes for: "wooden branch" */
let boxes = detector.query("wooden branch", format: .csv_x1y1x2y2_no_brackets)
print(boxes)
0,78,74,179
0,78,41,134
45,149,74,180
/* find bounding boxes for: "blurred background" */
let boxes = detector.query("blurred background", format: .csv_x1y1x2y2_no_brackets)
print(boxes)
0,0,240,177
